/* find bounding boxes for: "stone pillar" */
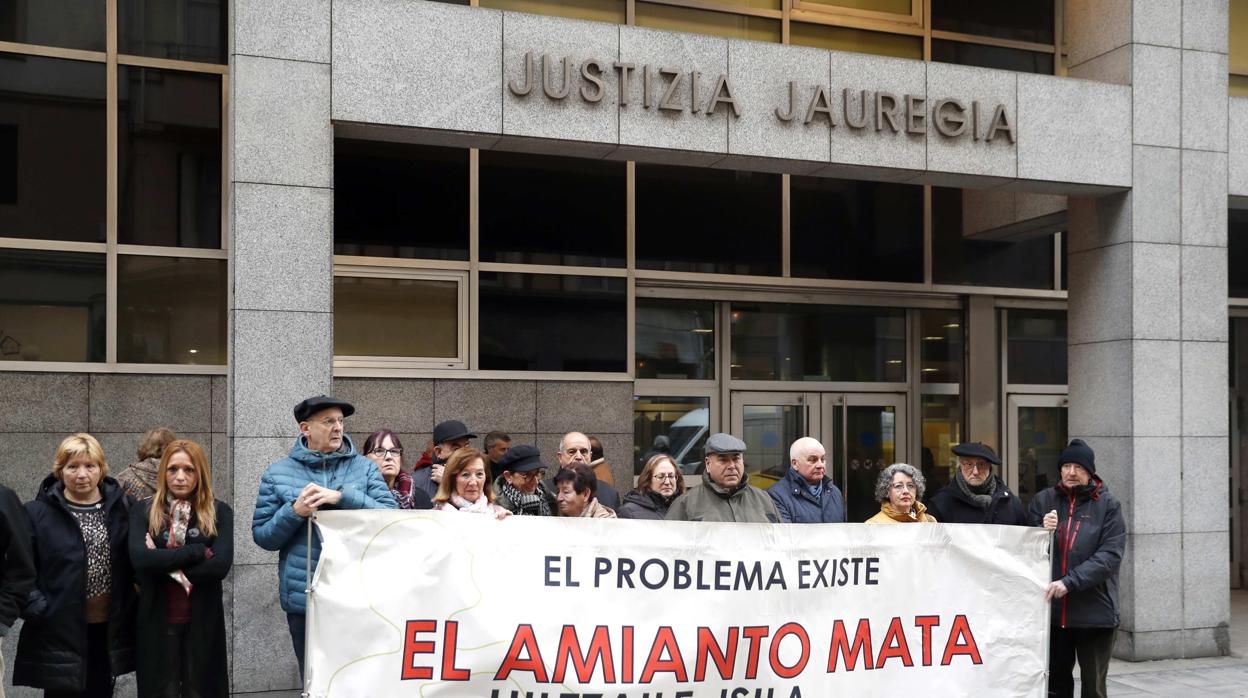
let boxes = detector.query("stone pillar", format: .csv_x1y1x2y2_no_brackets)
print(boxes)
228,0,334,693
1065,0,1229,660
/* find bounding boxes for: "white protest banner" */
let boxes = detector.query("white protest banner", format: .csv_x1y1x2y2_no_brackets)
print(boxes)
306,510,1051,698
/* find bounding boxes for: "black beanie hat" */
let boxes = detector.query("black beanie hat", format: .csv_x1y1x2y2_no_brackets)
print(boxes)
1058,438,1095,474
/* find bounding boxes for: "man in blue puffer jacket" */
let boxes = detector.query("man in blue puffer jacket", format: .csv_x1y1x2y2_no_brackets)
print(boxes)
252,395,397,678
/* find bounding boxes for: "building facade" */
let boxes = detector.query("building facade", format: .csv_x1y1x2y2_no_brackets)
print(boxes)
2,0,1247,695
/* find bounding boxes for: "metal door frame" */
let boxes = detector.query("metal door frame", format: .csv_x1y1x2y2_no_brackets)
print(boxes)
1005,393,1068,497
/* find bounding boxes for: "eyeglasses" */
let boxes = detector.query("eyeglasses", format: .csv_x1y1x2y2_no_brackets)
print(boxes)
652,473,678,481
511,470,544,481
957,459,988,472
890,482,917,492
369,448,403,458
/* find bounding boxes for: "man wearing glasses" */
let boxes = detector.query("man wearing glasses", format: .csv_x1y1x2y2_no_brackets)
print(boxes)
924,442,1027,525
543,431,621,510
492,444,556,516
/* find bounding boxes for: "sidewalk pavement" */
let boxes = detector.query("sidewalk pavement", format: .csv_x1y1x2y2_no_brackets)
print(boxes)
1076,589,1248,696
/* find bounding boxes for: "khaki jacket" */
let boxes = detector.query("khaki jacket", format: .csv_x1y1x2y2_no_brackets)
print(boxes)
665,472,781,523
580,498,617,519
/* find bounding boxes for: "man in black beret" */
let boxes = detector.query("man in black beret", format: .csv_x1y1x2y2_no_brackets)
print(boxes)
924,441,1028,525
411,420,478,499
492,445,556,516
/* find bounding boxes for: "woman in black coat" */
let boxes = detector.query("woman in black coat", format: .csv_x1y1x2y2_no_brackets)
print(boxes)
128,439,233,698
15,433,136,697
617,455,686,520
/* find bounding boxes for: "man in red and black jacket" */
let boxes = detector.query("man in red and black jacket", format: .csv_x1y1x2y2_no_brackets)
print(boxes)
1028,438,1125,698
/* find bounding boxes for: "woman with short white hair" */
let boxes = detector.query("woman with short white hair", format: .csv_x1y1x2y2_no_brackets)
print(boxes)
866,462,936,523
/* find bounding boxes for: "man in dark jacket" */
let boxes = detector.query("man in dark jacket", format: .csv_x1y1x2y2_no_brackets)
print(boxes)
1028,439,1125,698
412,419,479,499
767,437,845,523
926,442,1027,525
0,483,36,694
543,431,621,510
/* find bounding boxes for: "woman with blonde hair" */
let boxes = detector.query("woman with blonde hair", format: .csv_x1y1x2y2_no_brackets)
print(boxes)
128,439,232,698
433,448,511,520
15,433,137,696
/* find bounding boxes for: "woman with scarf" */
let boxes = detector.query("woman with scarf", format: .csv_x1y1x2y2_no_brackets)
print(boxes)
128,439,232,698
492,445,555,516
433,448,512,520
617,454,685,520
362,429,432,510
866,462,937,523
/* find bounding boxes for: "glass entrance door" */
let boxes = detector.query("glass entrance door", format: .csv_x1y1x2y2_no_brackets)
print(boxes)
1006,394,1068,512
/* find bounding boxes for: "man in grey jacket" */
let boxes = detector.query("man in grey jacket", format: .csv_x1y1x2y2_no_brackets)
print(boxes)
666,433,780,524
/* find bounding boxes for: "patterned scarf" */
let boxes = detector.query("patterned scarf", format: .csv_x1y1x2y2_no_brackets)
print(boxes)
499,480,551,516
167,498,193,595
449,494,494,514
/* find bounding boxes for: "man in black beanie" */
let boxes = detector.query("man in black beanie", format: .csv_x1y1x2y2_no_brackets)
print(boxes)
925,441,1027,525
1027,438,1125,698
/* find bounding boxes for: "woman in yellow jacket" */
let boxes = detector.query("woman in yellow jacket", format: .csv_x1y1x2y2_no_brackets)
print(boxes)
866,463,937,523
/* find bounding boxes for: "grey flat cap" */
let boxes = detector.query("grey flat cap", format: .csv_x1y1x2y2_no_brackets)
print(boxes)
704,432,747,455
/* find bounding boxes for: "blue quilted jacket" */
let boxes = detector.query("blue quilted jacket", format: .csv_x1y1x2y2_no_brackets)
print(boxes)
251,434,396,614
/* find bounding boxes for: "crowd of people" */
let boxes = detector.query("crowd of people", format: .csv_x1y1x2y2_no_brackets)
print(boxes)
0,392,1124,698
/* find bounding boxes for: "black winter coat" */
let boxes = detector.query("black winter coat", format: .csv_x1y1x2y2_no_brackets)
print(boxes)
1028,476,1125,629
14,476,137,690
0,483,36,635
926,478,1028,525
617,491,678,520
129,499,233,698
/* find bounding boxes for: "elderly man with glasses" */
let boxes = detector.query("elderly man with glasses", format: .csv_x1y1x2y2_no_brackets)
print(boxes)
492,445,557,516
542,431,621,510
924,442,1027,525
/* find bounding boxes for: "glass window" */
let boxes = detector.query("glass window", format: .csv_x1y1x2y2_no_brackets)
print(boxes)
799,0,910,12
635,3,781,42
334,276,459,359
789,177,923,282
633,396,710,475
789,23,922,59
118,255,226,364
635,299,715,380
119,0,226,64
920,309,962,383
1231,209,1248,298
479,151,625,267
931,0,1054,44
0,249,105,362
480,0,624,23
919,394,961,495
1015,402,1066,508
1007,309,1067,385
0,0,105,51
0,54,106,243
636,165,781,276
334,140,469,261
730,303,905,381
931,187,1056,289
931,40,1054,74
1232,74,1248,97
118,67,221,248
478,273,627,372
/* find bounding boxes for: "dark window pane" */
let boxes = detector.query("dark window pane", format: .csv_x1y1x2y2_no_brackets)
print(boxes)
479,151,625,267
932,0,1054,44
0,54,106,242
1007,308,1066,385
790,177,923,282
1231,209,1248,298
0,1,104,51
730,303,905,381
334,140,468,261
920,309,962,384
478,273,626,372
931,39,1054,74
636,165,781,276
0,249,105,362
334,276,459,359
634,396,709,475
919,394,961,494
931,187,1055,289
118,255,226,364
119,0,226,64
118,67,221,248
636,299,715,379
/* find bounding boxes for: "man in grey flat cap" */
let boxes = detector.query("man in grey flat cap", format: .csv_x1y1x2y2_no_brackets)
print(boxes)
665,433,780,523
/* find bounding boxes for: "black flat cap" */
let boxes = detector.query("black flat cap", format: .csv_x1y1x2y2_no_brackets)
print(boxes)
293,395,355,423
951,442,1001,465
497,444,546,473
704,432,747,455
433,419,477,445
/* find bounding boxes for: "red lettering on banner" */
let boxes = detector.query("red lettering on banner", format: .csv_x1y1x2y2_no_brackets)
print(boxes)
769,623,810,679
639,626,689,683
741,626,770,679
440,621,470,681
552,625,617,683
827,619,874,672
875,617,914,669
941,614,983,666
622,625,635,683
494,624,549,682
400,620,436,680
914,615,940,667
694,626,738,681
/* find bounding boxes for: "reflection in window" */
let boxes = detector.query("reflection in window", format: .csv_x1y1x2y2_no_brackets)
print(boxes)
1016,404,1066,509
789,23,922,59
790,177,923,282
1230,209,1248,298
798,0,910,13
635,3,780,42
636,299,715,380
633,396,710,475
118,67,221,248
480,0,624,23
334,276,459,359
0,249,105,362
919,394,960,496
743,404,805,487
0,54,106,243
730,303,905,381
636,165,781,276
0,0,105,51
479,151,625,267
920,309,963,383
931,0,1054,44
119,0,227,64
334,140,468,261
1007,309,1067,385
931,187,1055,289
931,40,1054,74
478,273,626,372
118,256,226,364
